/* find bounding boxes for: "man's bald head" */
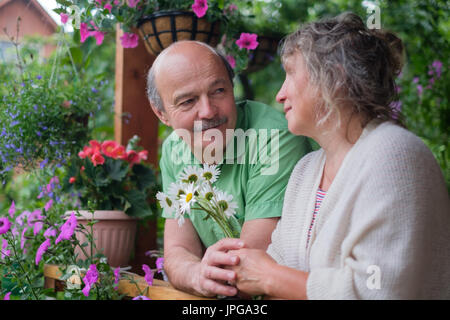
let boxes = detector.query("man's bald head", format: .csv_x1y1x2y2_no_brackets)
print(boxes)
146,41,235,111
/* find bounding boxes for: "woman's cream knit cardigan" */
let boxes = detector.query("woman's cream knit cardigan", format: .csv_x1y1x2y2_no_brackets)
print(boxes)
267,120,450,299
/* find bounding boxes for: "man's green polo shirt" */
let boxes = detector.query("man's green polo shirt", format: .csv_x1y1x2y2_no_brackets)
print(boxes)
159,100,312,247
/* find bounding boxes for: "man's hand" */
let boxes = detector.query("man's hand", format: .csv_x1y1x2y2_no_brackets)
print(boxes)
193,238,245,297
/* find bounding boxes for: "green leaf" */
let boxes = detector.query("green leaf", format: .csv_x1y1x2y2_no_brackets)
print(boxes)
106,159,128,181
124,189,152,218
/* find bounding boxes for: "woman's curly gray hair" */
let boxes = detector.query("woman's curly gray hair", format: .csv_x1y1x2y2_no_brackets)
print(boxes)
279,12,405,127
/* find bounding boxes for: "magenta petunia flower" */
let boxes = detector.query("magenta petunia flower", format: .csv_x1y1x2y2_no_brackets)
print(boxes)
1,238,10,260
35,238,51,265
44,227,57,238
104,3,112,12
28,209,44,236
91,30,106,45
120,32,139,48
80,22,90,43
3,292,11,300
226,55,236,69
8,201,15,218
132,295,151,300
192,0,208,18
60,13,69,25
113,267,120,289
156,257,164,273
82,264,99,297
142,264,154,286
0,217,11,235
55,212,77,244
15,210,30,227
44,199,53,212
20,227,28,249
236,33,259,50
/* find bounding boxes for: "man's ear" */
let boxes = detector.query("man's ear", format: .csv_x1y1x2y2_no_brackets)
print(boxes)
149,103,170,127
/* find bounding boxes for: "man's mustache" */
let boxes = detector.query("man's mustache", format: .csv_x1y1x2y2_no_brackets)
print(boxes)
193,117,228,132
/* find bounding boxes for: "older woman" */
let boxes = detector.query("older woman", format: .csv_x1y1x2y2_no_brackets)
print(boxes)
228,12,450,299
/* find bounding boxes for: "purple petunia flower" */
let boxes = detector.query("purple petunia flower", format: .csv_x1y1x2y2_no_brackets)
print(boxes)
3,292,11,300
142,264,154,286
20,227,28,249
43,227,57,238
44,199,53,212
156,257,164,273
8,201,15,218
1,238,10,259
55,212,77,244
113,267,120,289
0,217,11,235
82,264,99,297
28,209,44,236
35,238,51,265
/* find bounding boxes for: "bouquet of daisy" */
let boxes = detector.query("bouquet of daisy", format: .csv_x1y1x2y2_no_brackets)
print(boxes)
156,164,238,238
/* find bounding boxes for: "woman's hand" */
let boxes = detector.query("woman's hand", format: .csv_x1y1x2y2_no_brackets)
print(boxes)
227,248,278,296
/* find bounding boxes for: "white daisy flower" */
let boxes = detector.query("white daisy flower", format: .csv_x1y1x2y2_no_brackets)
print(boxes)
156,191,175,215
168,182,188,200
179,183,198,215
216,191,238,218
179,166,202,184
198,183,219,202
201,164,221,183
174,206,185,227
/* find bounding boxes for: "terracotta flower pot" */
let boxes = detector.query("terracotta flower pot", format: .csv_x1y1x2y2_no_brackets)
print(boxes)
69,210,137,267
137,10,221,56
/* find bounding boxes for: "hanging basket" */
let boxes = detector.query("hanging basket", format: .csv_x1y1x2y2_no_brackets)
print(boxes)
137,10,221,56
243,35,283,74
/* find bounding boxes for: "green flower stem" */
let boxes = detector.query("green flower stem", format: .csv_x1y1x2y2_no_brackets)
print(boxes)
5,231,40,300
194,202,235,238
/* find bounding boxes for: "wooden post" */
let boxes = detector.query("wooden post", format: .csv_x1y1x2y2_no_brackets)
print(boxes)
114,26,159,275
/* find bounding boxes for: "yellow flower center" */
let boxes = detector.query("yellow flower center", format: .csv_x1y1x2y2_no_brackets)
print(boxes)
186,193,193,203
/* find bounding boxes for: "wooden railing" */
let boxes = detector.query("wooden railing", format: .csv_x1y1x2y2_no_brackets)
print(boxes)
43,264,213,300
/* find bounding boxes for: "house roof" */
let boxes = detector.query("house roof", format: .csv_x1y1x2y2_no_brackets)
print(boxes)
0,0,58,32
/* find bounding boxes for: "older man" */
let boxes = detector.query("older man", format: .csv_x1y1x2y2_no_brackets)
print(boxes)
146,41,311,297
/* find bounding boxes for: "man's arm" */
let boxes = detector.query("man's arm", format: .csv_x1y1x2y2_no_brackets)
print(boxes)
240,217,279,250
163,218,244,297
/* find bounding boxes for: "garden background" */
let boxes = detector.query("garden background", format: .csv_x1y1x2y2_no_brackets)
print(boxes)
0,0,448,299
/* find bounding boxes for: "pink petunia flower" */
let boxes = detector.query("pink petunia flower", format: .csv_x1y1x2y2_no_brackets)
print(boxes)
89,140,102,152
127,0,139,8
236,33,259,50
3,292,11,300
91,30,106,46
101,140,119,158
226,55,236,69
55,212,77,244
104,2,112,13
35,238,51,265
44,227,57,239
0,217,12,235
28,209,44,236
15,210,30,227
112,145,126,159
192,0,208,18
142,264,154,286
82,264,99,297
44,199,53,212
20,227,28,249
80,22,90,43
113,267,120,290
120,32,139,48
132,295,151,300
8,201,15,218
69,177,76,184
1,238,10,260
60,13,69,25
156,257,164,273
